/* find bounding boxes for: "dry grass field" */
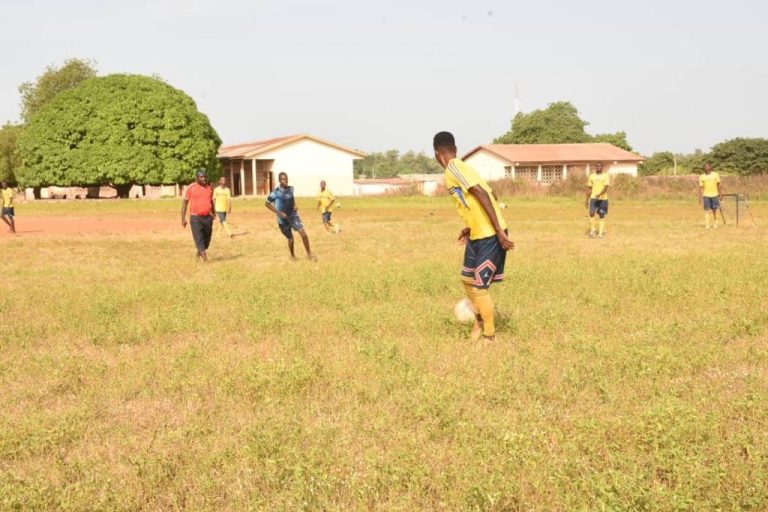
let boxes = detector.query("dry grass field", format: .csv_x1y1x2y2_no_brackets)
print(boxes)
1,196,767,510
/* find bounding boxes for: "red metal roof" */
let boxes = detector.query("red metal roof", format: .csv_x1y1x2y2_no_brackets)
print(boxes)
218,134,367,159
464,143,644,164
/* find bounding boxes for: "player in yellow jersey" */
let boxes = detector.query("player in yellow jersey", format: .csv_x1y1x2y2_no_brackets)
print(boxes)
434,131,513,342
1,182,16,234
698,163,722,229
213,176,233,237
585,162,610,238
316,180,339,233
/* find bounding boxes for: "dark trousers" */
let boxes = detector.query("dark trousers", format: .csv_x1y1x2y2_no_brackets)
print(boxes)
190,215,213,253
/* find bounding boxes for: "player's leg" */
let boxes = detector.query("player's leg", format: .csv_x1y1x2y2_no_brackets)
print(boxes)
218,211,233,237
201,216,213,260
190,216,205,260
279,223,296,260
712,197,722,228
588,199,598,237
7,210,15,233
598,201,608,238
703,198,713,228
0,209,11,231
322,212,332,232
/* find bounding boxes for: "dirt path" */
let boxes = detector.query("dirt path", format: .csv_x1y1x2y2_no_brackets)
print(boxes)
0,216,177,237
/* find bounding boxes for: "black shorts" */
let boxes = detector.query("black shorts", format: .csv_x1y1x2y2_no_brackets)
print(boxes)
1,207,14,217
589,199,609,218
461,233,507,289
278,212,304,240
190,215,213,252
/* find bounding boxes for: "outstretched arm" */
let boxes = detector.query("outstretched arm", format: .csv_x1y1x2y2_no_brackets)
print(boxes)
468,185,513,250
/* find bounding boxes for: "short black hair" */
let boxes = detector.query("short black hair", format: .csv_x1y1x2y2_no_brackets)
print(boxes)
433,131,456,150
278,172,287,178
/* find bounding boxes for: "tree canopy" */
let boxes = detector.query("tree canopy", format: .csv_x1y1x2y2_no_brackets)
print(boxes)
709,138,768,176
0,124,22,185
17,74,221,196
494,101,634,151
19,58,97,123
354,150,441,178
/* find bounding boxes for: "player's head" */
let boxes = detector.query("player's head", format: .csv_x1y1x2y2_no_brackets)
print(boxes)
195,169,207,185
218,176,227,186
0,182,6,189
433,131,457,168
278,172,288,187
320,180,326,191
704,162,712,173
595,162,603,173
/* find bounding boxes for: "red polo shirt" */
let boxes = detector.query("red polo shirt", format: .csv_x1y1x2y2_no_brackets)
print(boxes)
185,183,213,216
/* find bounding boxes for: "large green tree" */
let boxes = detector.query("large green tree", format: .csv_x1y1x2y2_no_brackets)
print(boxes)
0,123,22,184
494,101,590,144
18,74,221,197
709,138,768,175
591,131,633,152
19,58,97,123
494,101,634,151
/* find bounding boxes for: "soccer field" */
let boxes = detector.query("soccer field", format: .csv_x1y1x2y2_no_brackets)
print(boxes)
1,196,767,510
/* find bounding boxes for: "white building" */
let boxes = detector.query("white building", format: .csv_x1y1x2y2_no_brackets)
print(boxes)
463,143,644,184
217,134,366,197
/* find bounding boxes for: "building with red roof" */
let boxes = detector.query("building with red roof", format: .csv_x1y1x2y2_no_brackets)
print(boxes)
217,134,366,197
463,143,644,184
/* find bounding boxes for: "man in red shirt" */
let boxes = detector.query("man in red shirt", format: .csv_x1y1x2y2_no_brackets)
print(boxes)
181,169,216,262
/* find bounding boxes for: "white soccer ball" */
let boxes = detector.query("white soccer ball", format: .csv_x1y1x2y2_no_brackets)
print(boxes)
453,298,477,324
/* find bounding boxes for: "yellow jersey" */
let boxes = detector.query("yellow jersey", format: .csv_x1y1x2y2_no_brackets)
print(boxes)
587,173,610,199
317,189,335,212
213,186,231,212
445,158,507,241
699,172,720,197
2,188,13,208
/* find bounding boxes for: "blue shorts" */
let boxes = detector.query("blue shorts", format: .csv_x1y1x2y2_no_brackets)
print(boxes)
278,212,304,239
589,199,609,218
322,211,332,223
216,211,227,223
1,207,14,217
461,233,507,289
702,196,720,211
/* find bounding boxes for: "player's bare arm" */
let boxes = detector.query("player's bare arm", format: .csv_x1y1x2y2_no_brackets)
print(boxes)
597,185,609,199
457,226,470,244
468,185,514,251
181,198,189,227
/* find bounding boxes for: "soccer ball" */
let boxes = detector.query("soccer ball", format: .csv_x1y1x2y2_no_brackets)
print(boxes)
453,298,477,324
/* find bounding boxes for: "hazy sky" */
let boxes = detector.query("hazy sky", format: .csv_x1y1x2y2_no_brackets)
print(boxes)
2,0,766,156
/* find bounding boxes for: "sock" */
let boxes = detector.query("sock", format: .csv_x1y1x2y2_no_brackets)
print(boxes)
590,217,597,232
599,220,606,236
468,286,495,337
222,221,232,236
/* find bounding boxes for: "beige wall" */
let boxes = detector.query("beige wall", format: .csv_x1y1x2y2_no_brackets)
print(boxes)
607,163,638,177
464,150,509,181
256,139,359,197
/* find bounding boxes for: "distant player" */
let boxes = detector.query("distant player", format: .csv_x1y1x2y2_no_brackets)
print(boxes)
266,172,317,261
698,163,722,229
1,182,16,234
213,176,233,237
181,169,215,262
585,162,610,238
434,131,513,342
316,180,339,233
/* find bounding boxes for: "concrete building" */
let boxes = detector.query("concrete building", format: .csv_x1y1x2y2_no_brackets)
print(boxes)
463,143,644,184
217,134,366,197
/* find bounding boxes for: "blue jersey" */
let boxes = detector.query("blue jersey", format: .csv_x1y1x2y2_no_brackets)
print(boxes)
267,185,296,224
